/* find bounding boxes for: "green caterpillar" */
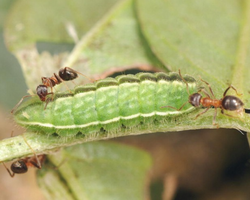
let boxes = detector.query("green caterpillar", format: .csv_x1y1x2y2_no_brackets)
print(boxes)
14,72,198,137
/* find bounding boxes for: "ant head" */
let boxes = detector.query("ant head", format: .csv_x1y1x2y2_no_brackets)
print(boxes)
59,67,78,81
11,160,28,174
189,93,202,107
36,85,48,101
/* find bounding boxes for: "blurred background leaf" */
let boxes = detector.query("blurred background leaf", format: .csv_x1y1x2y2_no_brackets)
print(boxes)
136,0,250,106
5,0,121,51
0,0,26,109
38,142,151,200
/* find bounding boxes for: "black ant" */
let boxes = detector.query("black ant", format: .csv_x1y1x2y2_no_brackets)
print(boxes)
3,155,46,177
162,70,244,125
11,67,93,113
1,135,45,177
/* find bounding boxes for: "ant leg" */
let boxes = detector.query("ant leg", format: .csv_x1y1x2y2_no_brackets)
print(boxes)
2,162,15,177
11,95,33,114
21,135,41,169
161,101,189,111
50,87,54,101
44,97,53,110
194,107,210,119
223,85,242,97
71,80,77,86
43,92,54,110
178,69,190,95
59,79,73,94
213,108,219,128
29,155,46,169
200,79,216,99
221,109,244,122
198,88,211,98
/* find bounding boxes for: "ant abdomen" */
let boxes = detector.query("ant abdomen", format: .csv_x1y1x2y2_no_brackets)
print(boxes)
11,160,28,174
222,95,244,111
3,155,46,177
59,67,78,81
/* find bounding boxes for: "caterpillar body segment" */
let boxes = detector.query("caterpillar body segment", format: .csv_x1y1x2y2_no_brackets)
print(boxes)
14,72,197,137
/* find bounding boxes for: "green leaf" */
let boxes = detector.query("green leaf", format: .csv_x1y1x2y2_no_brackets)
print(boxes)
37,169,75,200
3,0,250,199
136,0,250,107
0,0,15,31
5,0,120,51
1,0,250,163
5,0,162,91
63,0,163,79
37,142,152,200
4,0,121,91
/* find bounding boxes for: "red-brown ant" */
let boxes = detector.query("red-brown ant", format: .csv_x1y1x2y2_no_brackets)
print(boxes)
2,155,46,177
11,67,93,113
162,70,244,125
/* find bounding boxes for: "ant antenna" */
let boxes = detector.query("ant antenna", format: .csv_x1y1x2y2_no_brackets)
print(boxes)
178,69,190,95
11,95,33,114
